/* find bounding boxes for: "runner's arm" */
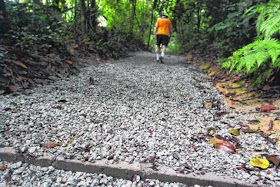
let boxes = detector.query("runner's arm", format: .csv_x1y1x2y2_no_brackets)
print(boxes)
153,25,158,35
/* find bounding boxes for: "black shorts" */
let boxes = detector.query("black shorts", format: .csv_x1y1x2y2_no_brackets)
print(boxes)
156,35,170,46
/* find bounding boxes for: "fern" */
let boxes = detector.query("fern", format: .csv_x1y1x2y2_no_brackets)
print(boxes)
256,0,280,38
223,39,280,73
223,0,280,82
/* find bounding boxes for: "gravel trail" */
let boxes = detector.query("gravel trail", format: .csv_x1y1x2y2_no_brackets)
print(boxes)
1,52,279,186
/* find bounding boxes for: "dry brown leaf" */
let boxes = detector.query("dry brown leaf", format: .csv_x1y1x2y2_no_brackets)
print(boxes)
204,102,213,109
216,142,236,153
256,104,278,112
262,85,271,91
247,118,280,134
0,164,7,171
267,120,274,131
266,170,272,174
264,155,280,167
14,61,28,69
66,60,73,65
209,137,236,153
9,85,19,92
41,142,60,148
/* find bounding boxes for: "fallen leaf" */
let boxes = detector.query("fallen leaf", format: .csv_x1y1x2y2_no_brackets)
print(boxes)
215,111,229,117
207,127,216,135
183,162,192,169
14,61,28,69
262,85,271,91
108,154,114,160
256,104,278,112
9,85,19,92
204,102,213,109
216,141,236,153
236,163,255,173
188,144,197,150
184,112,189,117
267,120,274,131
266,170,272,174
248,120,260,124
52,105,63,109
264,155,280,167
149,155,156,163
228,129,240,136
41,142,60,148
0,164,7,171
209,136,236,153
27,152,36,158
241,128,258,133
148,128,153,134
66,135,75,145
66,60,73,65
250,157,269,169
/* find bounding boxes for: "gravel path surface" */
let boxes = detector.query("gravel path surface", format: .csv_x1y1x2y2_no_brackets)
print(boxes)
1,52,280,186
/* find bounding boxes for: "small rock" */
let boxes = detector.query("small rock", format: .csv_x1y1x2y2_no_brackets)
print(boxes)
28,147,37,153
11,161,22,169
13,167,25,175
126,181,132,187
77,181,87,186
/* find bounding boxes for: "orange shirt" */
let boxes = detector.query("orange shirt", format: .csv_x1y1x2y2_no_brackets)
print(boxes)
155,18,172,36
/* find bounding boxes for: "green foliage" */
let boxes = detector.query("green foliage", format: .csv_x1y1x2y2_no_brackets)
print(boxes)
256,0,280,38
4,1,69,57
98,0,151,42
223,0,280,85
208,1,257,55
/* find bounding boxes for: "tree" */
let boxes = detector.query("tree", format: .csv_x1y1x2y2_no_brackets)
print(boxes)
80,0,86,34
89,0,97,30
0,0,10,34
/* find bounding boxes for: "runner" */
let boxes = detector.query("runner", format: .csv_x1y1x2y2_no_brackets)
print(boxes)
153,15,172,63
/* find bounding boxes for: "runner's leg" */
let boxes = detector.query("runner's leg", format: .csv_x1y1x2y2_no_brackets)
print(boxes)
161,45,166,58
156,45,160,61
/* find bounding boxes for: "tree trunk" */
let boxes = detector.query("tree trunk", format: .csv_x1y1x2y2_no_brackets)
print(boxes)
147,0,158,48
196,3,201,34
80,0,86,34
130,0,136,32
0,0,10,34
74,0,77,29
90,0,97,31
